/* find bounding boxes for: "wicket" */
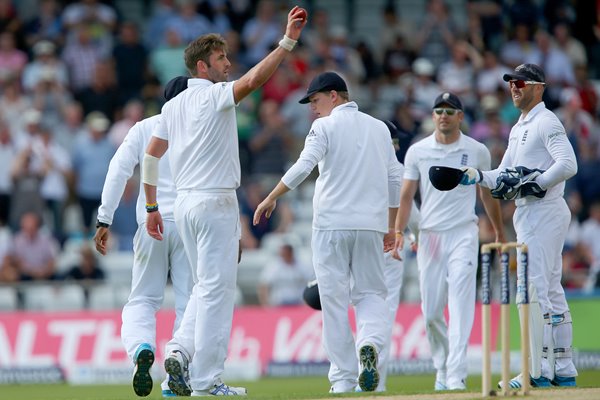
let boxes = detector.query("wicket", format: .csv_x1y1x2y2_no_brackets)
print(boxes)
481,242,530,397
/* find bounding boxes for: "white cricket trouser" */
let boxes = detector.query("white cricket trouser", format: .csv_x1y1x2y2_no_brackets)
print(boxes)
121,220,193,361
377,252,404,391
514,196,577,377
167,191,240,391
417,223,478,388
312,229,388,392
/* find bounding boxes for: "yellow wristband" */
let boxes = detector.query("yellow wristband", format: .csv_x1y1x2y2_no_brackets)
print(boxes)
395,231,404,237
146,202,158,207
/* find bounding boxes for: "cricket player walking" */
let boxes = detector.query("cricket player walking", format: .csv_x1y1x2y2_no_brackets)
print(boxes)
143,7,307,397
94,77,193,397
392,92,505,390
254,71,403,393
461,63,578,388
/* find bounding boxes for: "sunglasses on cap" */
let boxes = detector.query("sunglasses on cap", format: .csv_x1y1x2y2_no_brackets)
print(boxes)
433,108,459,116
509,79,546,89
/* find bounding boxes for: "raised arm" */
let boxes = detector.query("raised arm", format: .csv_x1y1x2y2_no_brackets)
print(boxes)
233,6,307,103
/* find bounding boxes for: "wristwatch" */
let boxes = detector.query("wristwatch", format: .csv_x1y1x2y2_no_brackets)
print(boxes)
96,220,110,229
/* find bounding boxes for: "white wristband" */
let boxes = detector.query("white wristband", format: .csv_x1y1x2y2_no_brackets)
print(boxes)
278,35,297,52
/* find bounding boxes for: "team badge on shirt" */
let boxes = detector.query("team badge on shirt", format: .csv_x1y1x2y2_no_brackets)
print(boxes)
461,154,468,166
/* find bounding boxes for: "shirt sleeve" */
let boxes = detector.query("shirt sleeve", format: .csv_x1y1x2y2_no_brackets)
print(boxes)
211,81,237,111
403,146,419,181
152,107,168,140
281,122,328,190
388,146,403,208
534,116,578,189
97,124,143,225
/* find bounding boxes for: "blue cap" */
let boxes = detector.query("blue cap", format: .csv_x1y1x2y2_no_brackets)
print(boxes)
299,71,348,104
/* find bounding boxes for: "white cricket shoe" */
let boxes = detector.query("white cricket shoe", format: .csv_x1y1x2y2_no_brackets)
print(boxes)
164,350,192,396
191,379,247,396
434,380,448,391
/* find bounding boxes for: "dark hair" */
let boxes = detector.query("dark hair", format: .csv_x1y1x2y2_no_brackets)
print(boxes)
184,33,228,75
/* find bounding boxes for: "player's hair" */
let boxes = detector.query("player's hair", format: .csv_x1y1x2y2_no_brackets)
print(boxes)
184,33,229,75
337,91,350,101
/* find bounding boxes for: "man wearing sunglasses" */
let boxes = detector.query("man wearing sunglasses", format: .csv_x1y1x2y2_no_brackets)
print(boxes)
461,63,578,389
392,92,505,391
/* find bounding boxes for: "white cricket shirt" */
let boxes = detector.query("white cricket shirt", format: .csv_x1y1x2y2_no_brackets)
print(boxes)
98,115,177,225
404,132,491,231
480,102,577,207
153,78,240,191
281,102,403,232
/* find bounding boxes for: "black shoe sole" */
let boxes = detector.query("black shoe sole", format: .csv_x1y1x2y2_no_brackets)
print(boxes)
358,344,379,392
164,357,192,396
133,349,154,397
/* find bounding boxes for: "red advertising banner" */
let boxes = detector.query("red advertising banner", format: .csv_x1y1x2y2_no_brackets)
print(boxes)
0,304,498,383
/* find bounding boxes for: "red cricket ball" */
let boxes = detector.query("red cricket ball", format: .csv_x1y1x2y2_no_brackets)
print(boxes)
297,8,307,22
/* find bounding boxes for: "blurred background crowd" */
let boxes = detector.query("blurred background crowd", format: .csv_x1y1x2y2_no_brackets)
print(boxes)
0,0,599,310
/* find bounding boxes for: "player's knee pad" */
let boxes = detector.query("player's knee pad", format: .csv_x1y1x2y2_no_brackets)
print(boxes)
542,313,551,359
551,311,573,359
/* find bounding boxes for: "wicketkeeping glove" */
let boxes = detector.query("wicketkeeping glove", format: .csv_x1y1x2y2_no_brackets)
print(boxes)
460,167,483,185
517,166,547,198
491,166,546,200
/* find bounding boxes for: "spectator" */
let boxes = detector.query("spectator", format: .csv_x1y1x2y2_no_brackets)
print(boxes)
573,64,599,117
258,243,312,306
63,243,105,281
61,24,106,94
143,0,177,50
239,180,293,249
112,22,148,105
107,99,145,148
22,40,69,93
403,58,441,121
469,95,510,168
553,22,587,68
0,31,27,82
0,224,14,282
71,111,115,235
0,120,16,227
414,0,458,69
53,100,87,152
437,40,482,113
0,77,33,136
476,50,512,98
61,0,117,57
526,29,576,109
241,0,281,67
33,124,72,243
22,0,64,48
164,0,213,45
149,27,187,86
248,99,294,179
466,0,504,53
500,23,537,68
75,60,120,121
5,211,59,281
381,35,414,83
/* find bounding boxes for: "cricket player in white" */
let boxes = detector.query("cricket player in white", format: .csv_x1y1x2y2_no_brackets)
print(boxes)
143,8,307,397
462,64,578,388
392,92,505,391
94,77,193,397
253,71,403,393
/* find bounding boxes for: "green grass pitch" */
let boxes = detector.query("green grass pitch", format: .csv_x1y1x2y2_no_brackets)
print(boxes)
3,371,600,400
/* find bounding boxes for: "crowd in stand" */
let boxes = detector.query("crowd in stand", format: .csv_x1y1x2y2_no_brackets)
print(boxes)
0,0,599,298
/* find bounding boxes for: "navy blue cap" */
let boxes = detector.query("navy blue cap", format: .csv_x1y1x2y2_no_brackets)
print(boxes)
164,76,189,101
433,92,463,110
299,71,348,104
503,63,545,83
